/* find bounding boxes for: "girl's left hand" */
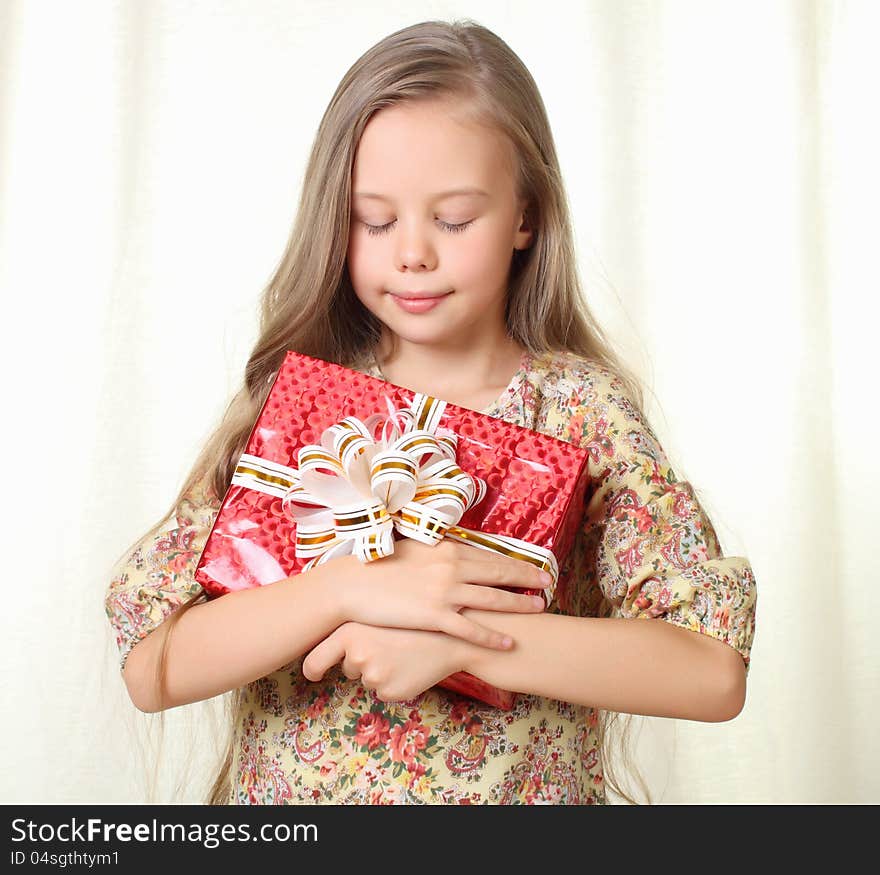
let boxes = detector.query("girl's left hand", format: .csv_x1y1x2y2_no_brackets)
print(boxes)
302,623,467,703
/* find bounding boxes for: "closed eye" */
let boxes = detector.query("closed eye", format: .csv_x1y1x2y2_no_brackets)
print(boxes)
360,219,474,236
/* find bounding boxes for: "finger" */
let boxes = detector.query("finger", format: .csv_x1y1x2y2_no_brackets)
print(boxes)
456,557,552,590
341,655,363,681
447,542,553,589
441,613,514,650
302,633,346,682
457,584,546,613
452,542,548,569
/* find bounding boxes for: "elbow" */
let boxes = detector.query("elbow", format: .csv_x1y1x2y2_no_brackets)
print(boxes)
130,690,163,715
122,636,167,714
686,633,748,723
122,663,161,714
128,693,160,715
712,690,745,723
710,660,747,723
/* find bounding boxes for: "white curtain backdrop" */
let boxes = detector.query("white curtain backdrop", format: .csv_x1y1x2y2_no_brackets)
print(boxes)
1,0,876,804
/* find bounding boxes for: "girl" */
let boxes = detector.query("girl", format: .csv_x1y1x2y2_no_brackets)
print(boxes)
106,19,757,805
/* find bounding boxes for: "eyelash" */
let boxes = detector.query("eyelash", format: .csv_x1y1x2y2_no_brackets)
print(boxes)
360,219,474,237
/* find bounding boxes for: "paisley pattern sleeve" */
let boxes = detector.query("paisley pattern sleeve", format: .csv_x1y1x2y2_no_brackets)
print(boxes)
542,355,757,676
104,476,221,671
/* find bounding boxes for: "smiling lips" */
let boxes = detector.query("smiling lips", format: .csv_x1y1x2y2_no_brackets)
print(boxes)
391,290,451,299
389,290,451,313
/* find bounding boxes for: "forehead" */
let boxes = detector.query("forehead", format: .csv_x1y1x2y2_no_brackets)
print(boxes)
351,100,516,200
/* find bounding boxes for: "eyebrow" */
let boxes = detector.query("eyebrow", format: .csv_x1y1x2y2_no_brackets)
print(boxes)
352,187,490,201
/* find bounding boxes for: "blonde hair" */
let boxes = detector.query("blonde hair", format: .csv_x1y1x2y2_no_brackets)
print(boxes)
139,17,656,806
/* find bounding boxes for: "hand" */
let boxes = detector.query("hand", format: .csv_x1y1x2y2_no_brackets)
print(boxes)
302,622,466,703
326,537,550,650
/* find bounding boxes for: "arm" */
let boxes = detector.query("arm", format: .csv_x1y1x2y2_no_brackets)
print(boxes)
303,610,745,722
123,555,352,713
120,538,548,714
456,609,746,722
475,362,753,722
305,369,756,719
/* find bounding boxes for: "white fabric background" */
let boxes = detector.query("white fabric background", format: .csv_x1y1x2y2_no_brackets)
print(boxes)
1,0,876,804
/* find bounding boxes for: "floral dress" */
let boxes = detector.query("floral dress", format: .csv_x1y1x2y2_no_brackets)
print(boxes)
105,349,757,805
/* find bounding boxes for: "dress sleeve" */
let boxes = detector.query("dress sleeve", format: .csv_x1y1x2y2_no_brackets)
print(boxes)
104,476,221,672
565,364,757,677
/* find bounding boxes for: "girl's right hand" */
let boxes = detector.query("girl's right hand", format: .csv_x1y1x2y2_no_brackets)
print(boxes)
322,537,552,650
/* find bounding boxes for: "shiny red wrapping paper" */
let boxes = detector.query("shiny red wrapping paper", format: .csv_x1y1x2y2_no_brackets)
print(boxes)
194,350,591,709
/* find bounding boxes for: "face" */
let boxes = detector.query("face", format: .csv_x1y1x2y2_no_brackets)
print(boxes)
346,99,532,354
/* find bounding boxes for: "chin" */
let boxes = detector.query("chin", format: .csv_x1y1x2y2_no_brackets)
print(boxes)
388,326,450,345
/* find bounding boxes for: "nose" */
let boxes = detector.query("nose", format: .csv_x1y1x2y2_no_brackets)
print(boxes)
394,219,438,272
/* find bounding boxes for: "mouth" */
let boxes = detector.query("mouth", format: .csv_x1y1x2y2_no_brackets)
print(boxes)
388,291,451,314
388,290,452,300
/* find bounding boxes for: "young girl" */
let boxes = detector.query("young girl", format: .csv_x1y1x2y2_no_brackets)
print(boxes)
106,19,756,805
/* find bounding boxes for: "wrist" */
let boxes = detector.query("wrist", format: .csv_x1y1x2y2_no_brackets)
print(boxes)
456,608,507,679
305,553,364,626
449,632,484,676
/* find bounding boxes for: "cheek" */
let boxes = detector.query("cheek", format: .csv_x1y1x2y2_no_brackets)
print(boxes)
451,228,511,285
346,233,378,286
346,229,363,271
351,284,373,314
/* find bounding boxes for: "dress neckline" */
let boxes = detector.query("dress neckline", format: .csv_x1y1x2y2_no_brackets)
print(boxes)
366,347,531,416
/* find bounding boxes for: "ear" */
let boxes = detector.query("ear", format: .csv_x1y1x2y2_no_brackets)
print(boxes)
514,201,534,251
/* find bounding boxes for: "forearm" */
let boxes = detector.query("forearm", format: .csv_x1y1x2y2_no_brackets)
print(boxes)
124,556,361,713
457,610,746,722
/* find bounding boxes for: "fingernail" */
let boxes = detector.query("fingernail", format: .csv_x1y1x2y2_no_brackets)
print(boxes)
501,636,513,648
540,571,553,585
532,596,545,607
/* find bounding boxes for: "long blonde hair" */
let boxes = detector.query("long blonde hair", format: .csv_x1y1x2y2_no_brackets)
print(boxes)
144,17,655,806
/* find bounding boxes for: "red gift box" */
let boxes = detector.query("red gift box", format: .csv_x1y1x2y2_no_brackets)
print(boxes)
194,350,590,709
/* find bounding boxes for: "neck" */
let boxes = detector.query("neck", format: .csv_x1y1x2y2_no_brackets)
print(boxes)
374,329,526,404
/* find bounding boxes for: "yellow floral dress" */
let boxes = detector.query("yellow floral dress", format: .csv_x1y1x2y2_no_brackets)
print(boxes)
105,349,757,804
